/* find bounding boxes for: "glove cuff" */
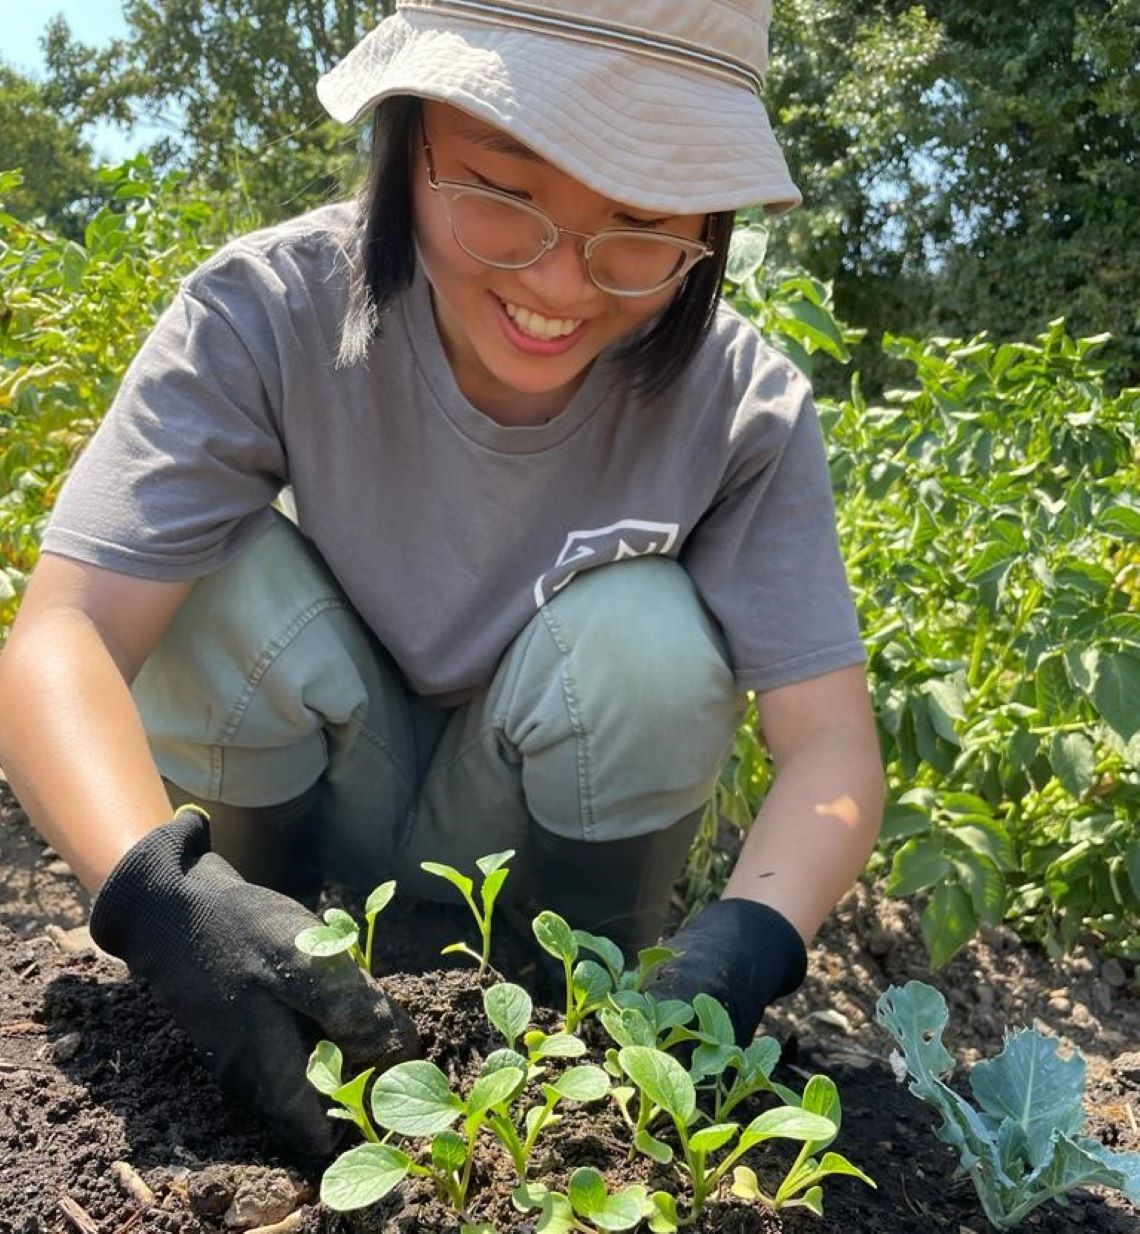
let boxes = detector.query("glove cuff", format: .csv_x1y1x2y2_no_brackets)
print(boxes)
713,896,808,1009
88,806,213,965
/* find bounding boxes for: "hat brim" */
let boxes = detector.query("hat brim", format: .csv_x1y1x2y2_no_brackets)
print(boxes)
317,10,800,215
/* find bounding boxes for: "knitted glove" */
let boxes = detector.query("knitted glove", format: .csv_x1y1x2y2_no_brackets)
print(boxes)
90,808,418,1158
645,898,807,1047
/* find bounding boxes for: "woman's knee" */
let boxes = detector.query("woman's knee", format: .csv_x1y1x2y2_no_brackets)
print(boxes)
496,558,744,838
132,518,387,805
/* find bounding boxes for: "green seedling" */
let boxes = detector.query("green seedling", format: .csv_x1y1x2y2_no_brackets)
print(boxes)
483,981,588,1071
533,913,675,1033
420,849,514,974
730,1074,876,1215
878,980,1140,1229
305,1040,379,1144
295,880,395,974
617,1044,867,1225
317,1055,527,1213
513,1170,653,1233
485,1063,612,1179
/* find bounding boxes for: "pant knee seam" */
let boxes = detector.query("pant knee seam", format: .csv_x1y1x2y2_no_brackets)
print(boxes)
538,603,595,841
216,596,350,747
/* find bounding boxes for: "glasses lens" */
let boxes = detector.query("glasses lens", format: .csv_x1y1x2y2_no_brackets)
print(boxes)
448,189,550,267
588,233,693,294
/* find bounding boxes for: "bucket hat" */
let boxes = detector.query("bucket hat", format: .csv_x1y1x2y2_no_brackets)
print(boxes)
317,0,800,215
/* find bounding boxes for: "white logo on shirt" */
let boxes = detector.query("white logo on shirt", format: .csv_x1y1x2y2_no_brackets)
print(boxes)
533,519,681,608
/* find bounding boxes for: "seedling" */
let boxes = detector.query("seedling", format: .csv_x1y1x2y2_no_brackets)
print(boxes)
532,912,675,1033
483,980,589,1072
730,1075,876,1216
513,1169,653,1232
295,880,395,974
485,1062,612,1179
616,1044,871,1224
317,1055,527,1212
878,980,1140,1229
420,849,514,974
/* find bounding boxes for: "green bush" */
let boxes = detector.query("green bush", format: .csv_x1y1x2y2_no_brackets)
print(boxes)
0,156,213,629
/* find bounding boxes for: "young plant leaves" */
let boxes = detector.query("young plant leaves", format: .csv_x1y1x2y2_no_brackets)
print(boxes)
370,1060,465,1137
295,907,359,958
618,1045,696,1126
320,1143,411,1211
878,980,1140,1227
484,982,533,1049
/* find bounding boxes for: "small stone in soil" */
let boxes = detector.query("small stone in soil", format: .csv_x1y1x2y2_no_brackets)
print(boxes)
50,1031,82,1062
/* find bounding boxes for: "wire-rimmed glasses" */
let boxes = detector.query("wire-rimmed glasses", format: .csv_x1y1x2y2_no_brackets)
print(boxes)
423,139,713,297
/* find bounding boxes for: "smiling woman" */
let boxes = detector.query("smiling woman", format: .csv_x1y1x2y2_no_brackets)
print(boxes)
0,0,884,1158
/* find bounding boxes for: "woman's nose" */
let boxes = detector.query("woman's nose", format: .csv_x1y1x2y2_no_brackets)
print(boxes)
518,229,596,304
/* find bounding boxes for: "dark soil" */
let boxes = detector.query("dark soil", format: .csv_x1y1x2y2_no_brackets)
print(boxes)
2,779,1138,1234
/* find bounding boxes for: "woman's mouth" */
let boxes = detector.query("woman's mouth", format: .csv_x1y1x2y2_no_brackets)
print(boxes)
502,299,583,340
494,295,588,356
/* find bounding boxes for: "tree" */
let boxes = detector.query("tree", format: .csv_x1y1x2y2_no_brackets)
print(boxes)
43,2,396,224
0,63,97,236
766,0,1140,388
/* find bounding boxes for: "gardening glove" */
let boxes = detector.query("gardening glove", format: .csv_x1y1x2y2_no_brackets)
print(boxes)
645,898,807,1048
89,807,419,1159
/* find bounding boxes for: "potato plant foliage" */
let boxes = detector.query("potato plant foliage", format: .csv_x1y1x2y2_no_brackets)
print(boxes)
2,173,1137,967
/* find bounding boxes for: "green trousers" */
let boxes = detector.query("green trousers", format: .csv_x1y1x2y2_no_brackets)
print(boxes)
133,514,743,899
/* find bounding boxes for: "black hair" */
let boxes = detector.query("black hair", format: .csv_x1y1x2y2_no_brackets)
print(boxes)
337,95,734,398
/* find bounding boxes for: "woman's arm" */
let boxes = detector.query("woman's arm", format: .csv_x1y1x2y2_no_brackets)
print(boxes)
0,552,193,892
724,662,886,941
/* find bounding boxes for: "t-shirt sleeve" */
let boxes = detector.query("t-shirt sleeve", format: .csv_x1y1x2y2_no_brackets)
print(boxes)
681,359,865,694
41,266,287,580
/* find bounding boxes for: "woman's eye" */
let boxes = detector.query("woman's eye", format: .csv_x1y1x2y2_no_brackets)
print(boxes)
472,171,530,200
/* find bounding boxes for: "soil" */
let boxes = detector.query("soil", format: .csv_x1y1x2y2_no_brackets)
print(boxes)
1,780,1137,1234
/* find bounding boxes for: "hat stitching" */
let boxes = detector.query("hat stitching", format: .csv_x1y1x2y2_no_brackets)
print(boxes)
398,0,764,94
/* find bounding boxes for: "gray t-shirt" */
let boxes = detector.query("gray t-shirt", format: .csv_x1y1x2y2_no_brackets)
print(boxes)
44,203,865,702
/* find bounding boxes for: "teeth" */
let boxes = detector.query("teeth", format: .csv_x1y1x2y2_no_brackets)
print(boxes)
504,300,582,340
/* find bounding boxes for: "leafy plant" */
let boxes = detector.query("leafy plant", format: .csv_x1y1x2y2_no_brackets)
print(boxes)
878,980,1140,1228
420,849,514,974
615,1043,871,1224
513,1169,654,1232
0,158,213,632
532,910,674,1034
316,1055,528,1212
294,881,395,974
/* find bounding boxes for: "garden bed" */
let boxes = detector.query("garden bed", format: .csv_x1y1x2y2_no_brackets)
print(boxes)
1,781,1137,1234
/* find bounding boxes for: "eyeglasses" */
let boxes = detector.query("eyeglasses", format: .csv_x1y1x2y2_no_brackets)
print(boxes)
422,138,714,297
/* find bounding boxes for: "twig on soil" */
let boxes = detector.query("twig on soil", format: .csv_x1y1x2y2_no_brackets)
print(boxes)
0,1020,47,1035
0,1057,54,1073
58,1196,100,1234
111,1208,147,1234
1127,1101,1138,1135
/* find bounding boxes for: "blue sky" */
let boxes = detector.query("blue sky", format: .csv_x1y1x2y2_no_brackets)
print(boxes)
5,0,167,161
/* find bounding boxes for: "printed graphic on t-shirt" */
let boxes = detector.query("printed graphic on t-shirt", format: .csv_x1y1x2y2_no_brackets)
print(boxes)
533,519,681,608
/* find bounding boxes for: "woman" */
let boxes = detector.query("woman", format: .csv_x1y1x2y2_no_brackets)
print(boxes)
0,0,884,1158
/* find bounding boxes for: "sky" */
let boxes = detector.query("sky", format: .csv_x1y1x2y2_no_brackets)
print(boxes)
4,0,167,162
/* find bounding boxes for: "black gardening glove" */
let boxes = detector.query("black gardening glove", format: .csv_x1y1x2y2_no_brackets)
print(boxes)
645,898,807,1048
89,808,419,1159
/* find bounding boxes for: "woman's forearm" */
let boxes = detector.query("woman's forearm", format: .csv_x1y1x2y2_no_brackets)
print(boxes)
0,608,173,893
722,723,885,941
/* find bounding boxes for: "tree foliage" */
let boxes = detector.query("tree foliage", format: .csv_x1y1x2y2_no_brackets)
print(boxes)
0,63,97,237
767,0,1140,388
43,2,396,224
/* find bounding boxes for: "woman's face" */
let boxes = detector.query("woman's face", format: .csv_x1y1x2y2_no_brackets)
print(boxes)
412,101,707,424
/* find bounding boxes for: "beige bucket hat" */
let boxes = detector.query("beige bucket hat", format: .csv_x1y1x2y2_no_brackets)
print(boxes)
317,0,800,215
